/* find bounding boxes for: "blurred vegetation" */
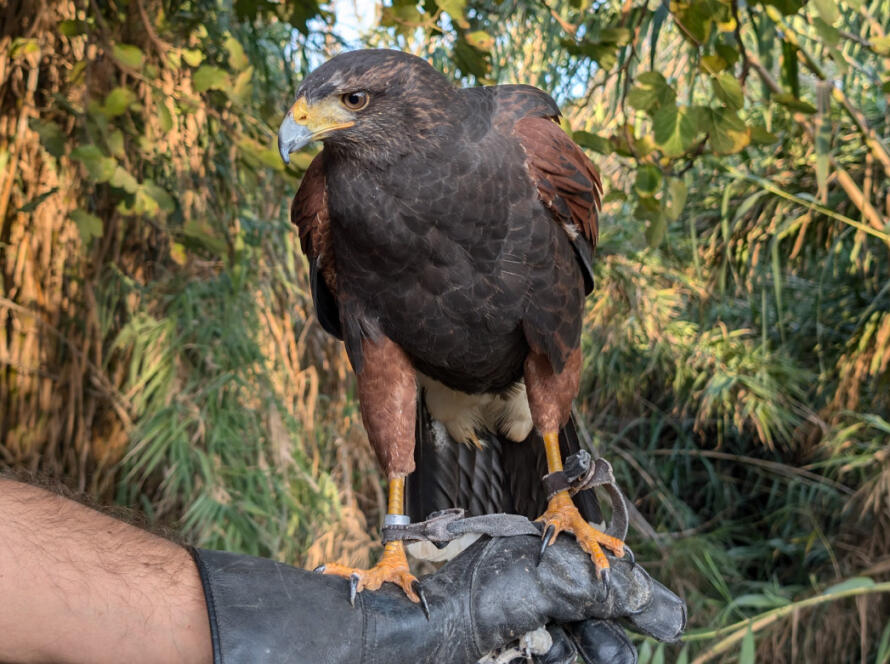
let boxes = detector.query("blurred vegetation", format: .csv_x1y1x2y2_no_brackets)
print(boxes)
1,0,889,661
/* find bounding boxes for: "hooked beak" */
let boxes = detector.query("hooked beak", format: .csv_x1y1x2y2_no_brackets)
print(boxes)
278,113,312,164
278,97,355,165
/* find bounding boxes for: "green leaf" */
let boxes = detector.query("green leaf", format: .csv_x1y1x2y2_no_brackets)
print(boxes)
653,104,699,157
873,36,890,55
193,65,231,92
762,0,806,14
644,208,668,248
750,125,779,144
158,101,173,132
28,118,65,157
112,43,144,69
573,130,613,155
666,178,687,221
107,129,125,158
712,72,744,109
706,107,750,154
635,164,662,196
70,208,103,243
182,48,204,67
740,628,756,664
437,0,468,26
627,72,676,113
110,166,139,193
811,0,839,24
257,147,285,171
823,577,875,595
715,44,740,66
71,145,116,182
815,111,831,192
453,38,489,79
465,31,494,51
812,17,840,45
603,190,626,203
17,187,59,213
225,35,249,70
700,54,727,74
773,92,817,113
143,181,176,212
10,38,38,59
229,67,254,101
103,87,136,117
58,19,85,36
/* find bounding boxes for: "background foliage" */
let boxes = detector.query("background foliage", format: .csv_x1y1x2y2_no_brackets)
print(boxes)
2,0,889,661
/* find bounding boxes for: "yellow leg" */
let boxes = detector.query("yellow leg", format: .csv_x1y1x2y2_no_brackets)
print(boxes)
318,477,420,602
537,432,625,578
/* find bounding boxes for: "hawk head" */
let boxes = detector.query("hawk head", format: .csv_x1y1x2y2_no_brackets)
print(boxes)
278,49,456,165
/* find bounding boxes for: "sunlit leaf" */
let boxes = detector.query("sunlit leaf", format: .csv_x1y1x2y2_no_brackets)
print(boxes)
712,72,744,109
110,165,139,193
703,107,750,154
627,71,676,112
465,30,494,50
10,38,38,59
143,181,176,212
437,0,468,26
183,48,204,67
653,104,699,157
193,65,231,92
103,87,136,117
112,43,145,69
811,0,839,24
701,54,727,74
225,35,249,69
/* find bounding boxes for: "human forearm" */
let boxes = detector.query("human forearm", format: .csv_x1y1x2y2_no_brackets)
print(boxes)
0,479,211,664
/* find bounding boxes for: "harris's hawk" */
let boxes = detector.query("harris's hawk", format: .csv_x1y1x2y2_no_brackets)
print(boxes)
278,49,624,603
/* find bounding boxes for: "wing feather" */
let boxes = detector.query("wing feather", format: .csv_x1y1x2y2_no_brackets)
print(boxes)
291,152,342,338
513,116,602,293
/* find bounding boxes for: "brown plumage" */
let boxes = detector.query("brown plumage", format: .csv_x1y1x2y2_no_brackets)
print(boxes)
278,48,622,602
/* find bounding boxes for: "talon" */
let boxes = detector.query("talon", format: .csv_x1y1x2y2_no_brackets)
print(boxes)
413,580,431,620
538,524,556,566
601,567,611,600
536,491,627,580
349,573,360,607
623,545,635,567
313,564,326,574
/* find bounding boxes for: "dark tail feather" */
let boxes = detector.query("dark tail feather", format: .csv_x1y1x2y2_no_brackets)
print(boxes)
407,395,603,525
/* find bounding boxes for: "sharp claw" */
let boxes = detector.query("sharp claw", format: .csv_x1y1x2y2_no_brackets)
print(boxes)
413,581,431,620
313,564,326,574
538,524,556,567
600,567,612,601
623,545,635,567
348,573,360,607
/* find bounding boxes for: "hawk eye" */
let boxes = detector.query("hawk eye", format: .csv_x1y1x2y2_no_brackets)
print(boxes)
341,91,369,110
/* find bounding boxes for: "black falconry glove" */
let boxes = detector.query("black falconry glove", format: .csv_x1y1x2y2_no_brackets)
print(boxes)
191,534,685,664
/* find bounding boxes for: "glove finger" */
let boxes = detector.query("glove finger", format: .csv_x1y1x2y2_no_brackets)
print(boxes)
568,619,637,664
625,576,687,643
534,625,577,664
